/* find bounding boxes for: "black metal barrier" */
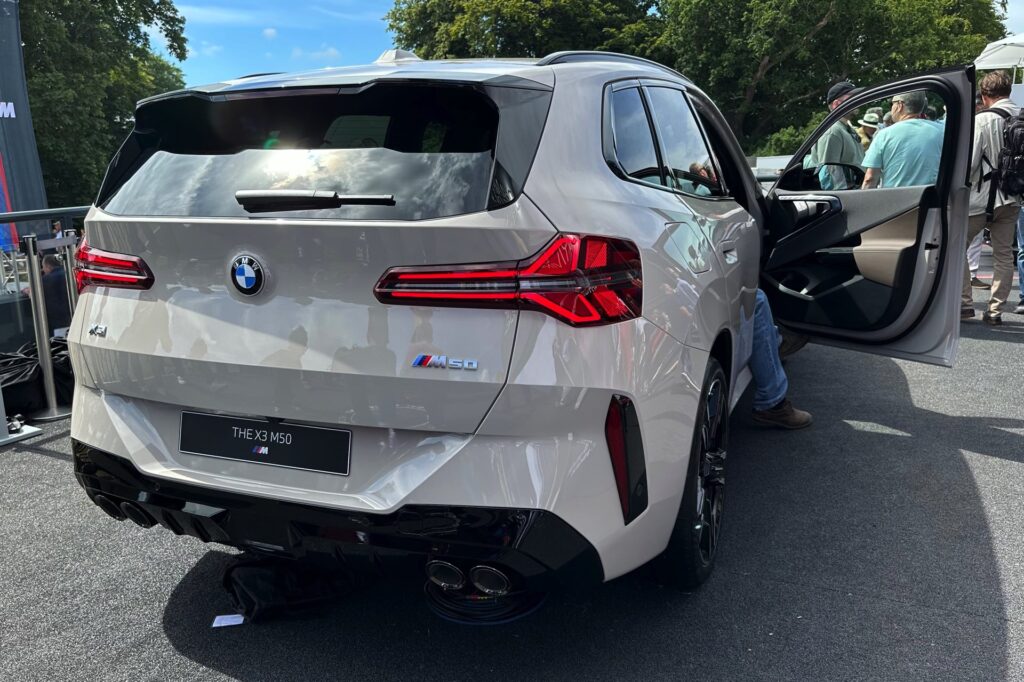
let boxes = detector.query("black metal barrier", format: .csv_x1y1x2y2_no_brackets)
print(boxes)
0,205,88,425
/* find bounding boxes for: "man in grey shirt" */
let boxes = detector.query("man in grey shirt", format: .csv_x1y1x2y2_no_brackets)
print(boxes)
805,81,865,189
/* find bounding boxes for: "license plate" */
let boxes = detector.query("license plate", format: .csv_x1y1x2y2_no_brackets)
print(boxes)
178,412,351,476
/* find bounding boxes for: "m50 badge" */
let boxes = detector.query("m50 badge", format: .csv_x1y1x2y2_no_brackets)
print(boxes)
412,354,478,370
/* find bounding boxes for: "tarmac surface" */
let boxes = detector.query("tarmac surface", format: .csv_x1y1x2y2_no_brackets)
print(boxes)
2,278,1023,680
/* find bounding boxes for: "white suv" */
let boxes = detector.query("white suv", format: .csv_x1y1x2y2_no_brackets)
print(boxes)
69,52,972,616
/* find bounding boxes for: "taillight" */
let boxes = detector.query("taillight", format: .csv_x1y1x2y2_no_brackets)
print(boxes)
74,238,154,292
374,234,642,326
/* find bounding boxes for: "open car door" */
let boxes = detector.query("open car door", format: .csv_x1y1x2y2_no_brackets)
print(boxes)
761,66,974,366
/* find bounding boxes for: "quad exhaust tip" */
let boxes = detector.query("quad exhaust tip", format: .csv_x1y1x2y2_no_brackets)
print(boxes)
425,560,465,591
93,494,126,520
426,561,511,596
469,565,511,596
119,501,156,528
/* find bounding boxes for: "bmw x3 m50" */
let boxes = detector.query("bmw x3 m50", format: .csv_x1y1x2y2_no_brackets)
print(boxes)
70,51,973,609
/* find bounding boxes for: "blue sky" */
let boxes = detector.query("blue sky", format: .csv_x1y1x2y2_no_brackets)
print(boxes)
162,1,1024,87
163,1,397,86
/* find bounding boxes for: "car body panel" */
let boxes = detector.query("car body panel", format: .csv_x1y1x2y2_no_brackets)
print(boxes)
74,200,556,434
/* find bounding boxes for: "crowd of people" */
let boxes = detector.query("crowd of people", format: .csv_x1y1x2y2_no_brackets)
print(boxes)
808,70,1022,326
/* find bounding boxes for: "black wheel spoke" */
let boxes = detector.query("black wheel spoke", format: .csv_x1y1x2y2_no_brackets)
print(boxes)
695,377,727,566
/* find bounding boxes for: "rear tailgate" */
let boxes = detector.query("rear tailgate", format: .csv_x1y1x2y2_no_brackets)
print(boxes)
74,202,556,434
73,78,556,434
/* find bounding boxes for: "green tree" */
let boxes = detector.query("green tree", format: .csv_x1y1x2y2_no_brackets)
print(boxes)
386,0,1007,154
19,0,186,206
660,0,1007,149
386,0,663,59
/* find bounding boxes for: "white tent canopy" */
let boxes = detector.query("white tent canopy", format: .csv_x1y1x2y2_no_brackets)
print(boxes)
975,33,1024,70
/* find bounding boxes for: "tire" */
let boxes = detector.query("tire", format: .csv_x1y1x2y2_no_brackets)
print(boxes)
655,357,728,588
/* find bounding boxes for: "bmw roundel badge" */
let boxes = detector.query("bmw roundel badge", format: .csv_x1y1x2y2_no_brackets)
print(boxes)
230,255,264,296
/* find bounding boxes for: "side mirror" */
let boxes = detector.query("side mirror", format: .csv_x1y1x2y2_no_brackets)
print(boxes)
778,162,865,191
817,163,865,190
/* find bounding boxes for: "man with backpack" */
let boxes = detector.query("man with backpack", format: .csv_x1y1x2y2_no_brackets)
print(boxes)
962,71,1022,325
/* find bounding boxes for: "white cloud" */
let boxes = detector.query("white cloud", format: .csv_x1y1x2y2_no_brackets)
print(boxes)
197,40,224,57
262,27,277,40
291,44,341,61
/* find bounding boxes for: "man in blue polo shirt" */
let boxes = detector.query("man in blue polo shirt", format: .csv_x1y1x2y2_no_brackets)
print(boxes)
861,91,944,188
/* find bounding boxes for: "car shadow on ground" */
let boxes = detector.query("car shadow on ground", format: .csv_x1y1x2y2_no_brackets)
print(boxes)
161,348,1023,680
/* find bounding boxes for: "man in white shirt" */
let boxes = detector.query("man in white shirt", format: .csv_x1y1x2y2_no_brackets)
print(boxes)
962,71,1020,325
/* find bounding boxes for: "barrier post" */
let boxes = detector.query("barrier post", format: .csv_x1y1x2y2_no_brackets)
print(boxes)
60,227,78,312
21,234,70,422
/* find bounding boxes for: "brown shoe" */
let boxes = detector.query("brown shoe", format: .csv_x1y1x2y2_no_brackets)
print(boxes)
971,277,991,290
752,399,813,430
961,306,977,320
982,312,1002,326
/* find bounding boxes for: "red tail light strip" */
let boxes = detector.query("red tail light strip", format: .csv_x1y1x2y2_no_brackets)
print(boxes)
74,238,154,292
374,233,642,327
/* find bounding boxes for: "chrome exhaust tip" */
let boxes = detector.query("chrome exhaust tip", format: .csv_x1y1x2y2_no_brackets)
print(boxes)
425,560,465,591
119,501,155,528
93,494,126,520
469,565,511,596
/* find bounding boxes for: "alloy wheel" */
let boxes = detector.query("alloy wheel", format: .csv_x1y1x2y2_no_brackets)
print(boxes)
693,376,726,566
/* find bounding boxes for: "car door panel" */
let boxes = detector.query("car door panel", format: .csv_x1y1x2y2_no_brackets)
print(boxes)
761,66,973,366
767,186,929,270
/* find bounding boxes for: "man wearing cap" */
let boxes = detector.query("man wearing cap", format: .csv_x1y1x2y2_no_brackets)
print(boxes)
805,81,865,190
861,91,944,189
856,112,880,150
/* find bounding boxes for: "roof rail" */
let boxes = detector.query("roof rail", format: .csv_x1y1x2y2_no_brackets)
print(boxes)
235,72,284,80
536,51,688,81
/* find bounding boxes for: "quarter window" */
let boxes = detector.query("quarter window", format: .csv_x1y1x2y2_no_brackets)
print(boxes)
645,87,723,197
609,88,662,185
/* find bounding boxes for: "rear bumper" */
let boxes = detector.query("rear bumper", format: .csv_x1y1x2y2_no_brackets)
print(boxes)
73,440,604,591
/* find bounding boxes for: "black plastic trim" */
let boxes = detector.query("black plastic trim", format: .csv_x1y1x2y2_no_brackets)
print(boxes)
73,441,604,591
608,396,649,524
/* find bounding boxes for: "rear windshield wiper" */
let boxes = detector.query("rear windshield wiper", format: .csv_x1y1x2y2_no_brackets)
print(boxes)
235,189,396,213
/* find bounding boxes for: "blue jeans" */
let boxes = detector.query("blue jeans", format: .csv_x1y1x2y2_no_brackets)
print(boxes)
751,289,788,411
1017,207,1024,304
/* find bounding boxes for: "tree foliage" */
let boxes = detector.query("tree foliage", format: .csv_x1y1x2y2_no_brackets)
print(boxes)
387,0,1007,153
662,0,1006,149
20,0,186,206
386,0,663,59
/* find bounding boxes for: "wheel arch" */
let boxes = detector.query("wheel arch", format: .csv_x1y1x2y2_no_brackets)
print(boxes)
709,328,733,388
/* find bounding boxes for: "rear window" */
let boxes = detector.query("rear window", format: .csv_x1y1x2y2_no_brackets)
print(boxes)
100,83,551,221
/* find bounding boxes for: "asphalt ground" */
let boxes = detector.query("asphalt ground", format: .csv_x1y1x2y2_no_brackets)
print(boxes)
2,275,1023,680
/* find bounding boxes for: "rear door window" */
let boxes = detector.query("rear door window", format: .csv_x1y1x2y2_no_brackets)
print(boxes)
609,87,662,185
644,86,723,197
102,83,551,221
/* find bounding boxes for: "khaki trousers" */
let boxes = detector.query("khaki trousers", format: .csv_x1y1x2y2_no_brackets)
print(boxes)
962,203,1018,315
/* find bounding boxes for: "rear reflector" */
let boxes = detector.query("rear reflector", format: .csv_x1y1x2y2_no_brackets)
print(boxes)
604,395,648,524
374,234,642,327
74,238,154,292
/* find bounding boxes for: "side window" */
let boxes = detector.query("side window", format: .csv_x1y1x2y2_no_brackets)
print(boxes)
777,88,949,192
610,87,662,185
645,87,723,197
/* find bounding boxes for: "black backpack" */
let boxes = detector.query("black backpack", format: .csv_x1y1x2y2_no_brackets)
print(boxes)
982,106,1024,219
